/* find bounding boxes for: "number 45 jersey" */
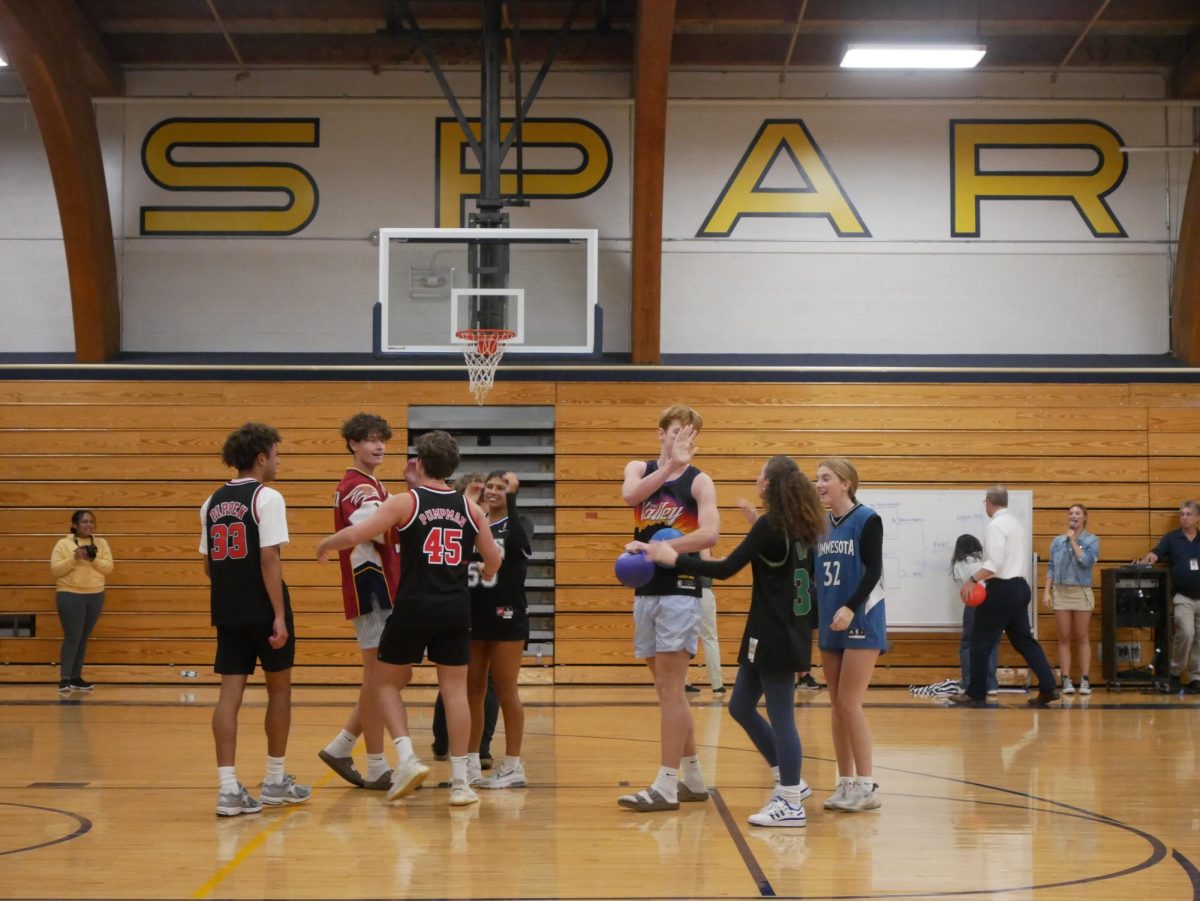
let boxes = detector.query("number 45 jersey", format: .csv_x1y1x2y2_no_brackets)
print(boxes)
394,486,482,630
200,477,292,626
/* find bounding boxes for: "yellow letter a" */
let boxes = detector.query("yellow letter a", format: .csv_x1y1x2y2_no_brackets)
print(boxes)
697,120,869,238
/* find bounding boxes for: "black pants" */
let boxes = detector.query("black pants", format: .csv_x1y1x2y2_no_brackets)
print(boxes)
967,577,1056,699
57,590,105,680
431,675,498,757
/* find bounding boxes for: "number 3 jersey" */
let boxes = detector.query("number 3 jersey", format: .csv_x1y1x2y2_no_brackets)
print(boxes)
394,485,481,629
199,478,292,626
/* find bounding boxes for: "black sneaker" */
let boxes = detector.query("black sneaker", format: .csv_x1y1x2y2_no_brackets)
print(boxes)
684,684,701,693
57,680,72,694
711,686,727,695
70,678,94,691
797,674,823,691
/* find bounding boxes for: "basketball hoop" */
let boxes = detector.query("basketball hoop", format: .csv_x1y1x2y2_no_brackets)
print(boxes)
456,328,516,404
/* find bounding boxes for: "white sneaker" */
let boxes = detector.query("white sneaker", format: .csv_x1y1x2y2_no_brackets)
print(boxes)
386,756,430,801
448,779,480,806
478,761,527,789
1062,677,1075,695
1078,677,1092,695
748,796,806,827
824,781,854,810
842,781,881,812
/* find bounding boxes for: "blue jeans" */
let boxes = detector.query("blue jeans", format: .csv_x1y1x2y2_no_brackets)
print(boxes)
959,603,999,691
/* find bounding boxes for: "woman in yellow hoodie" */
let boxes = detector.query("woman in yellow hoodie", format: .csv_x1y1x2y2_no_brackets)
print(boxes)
50,510,113,692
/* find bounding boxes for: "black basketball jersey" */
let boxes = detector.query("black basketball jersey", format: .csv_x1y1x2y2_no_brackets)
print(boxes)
395,486,480,628
633,461,703,597
740,524,816,674
203,480,291,626
469,507,532,612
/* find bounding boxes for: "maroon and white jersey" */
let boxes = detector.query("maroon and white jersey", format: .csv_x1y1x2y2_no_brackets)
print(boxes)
333,468,401,619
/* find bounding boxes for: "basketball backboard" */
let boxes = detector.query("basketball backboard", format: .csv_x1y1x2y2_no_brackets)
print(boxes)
376,227,599,355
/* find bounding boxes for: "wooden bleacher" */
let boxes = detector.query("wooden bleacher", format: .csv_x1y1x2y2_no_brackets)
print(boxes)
1,377,1194,685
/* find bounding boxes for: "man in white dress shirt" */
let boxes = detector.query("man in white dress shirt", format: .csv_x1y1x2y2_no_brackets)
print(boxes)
951,486,1060,708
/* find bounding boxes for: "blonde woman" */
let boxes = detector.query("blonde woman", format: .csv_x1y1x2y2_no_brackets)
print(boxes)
50,510,113,693
1043,504,1100,695
814,458,886,813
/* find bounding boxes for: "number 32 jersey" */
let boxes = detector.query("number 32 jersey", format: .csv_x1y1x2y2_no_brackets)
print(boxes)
394,486,481,630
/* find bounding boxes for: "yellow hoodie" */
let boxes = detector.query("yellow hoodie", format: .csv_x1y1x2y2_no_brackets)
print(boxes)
50,535,114,594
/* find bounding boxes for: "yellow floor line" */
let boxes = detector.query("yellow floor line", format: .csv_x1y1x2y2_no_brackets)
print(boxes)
191,770,338,899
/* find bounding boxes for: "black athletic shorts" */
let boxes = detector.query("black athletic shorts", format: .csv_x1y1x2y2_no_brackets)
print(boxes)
469,600,530,643
215,618,295,675
378,617,470,666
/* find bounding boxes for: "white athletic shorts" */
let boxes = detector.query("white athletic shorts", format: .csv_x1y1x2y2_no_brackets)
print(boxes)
353,606,392,650
633,594,701,658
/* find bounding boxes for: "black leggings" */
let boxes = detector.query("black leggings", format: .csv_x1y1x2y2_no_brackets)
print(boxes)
56,591,104,680
728,664,803,786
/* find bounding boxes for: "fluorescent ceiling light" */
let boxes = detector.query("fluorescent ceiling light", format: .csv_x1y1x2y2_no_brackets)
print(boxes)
0,56,7,67
841,44,987,70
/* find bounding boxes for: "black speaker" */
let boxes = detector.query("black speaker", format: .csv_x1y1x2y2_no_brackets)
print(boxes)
1100,566,1172,690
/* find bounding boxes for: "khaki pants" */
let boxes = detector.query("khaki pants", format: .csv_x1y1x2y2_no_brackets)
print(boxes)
1172,594,1200,681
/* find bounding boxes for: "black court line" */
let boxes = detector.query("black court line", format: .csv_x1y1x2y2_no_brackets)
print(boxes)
708,788,775,897
1174,849,1200,899
26,782,89,788
0,801,92,857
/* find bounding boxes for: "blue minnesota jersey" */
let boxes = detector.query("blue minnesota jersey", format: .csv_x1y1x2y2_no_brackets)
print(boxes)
816,503,887,651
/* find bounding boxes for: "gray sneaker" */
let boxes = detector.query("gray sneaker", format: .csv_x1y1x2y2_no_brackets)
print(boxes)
841,781,881,812
260,774,312,806
216,783,263,817
617,787,679,812
823,781,854,810
317,750,364,787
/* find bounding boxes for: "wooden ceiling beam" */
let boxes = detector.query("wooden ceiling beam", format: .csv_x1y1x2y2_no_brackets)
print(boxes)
630,0,674,366
0,0,120,361
62,0,121,95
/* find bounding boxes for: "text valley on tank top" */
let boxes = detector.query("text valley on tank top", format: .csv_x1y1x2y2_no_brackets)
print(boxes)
633,461,702,597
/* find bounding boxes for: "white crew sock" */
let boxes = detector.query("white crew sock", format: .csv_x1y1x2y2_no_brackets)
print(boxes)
324,729,356,758
366,753,389,781
651,766,679,803
502,755,521,770
680,754,706,790
217,766,239,794
450,755,469,784
393,735,414,763
265,755,285,786
778,783,805,804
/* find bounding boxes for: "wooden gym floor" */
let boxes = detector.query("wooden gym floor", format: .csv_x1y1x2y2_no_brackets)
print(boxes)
1,683,1197,901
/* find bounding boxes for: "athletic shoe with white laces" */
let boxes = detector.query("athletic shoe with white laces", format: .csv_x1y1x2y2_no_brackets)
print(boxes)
449,779,480,806
260,774,312,806
387,756,431,801
216,783,262,817
841,781,881,812
748,796,807,828
1078,676,1092,695
478,761,527,789
823,781,854,810
1062,676,1076,695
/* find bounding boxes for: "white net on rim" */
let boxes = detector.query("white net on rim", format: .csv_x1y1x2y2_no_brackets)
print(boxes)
457,329,515,405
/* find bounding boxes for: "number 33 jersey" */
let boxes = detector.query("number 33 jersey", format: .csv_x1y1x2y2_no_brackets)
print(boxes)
200,478,291,626
394,486,482,629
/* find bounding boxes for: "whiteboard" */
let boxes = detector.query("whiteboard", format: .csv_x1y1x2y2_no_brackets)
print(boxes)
855,489,1034,631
